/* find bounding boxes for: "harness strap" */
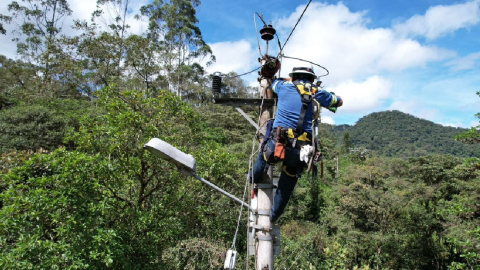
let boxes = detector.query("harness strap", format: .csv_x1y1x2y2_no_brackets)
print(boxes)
292,80,318,135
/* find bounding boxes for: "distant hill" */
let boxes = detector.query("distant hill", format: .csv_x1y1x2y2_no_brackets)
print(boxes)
331,110,480,158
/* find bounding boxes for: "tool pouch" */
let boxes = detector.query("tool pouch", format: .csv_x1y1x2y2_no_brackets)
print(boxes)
274,141,285,160
273,126,286,161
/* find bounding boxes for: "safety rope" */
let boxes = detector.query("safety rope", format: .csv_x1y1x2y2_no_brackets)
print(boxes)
227,93,269,269
230,158,250,251
249,95,269,268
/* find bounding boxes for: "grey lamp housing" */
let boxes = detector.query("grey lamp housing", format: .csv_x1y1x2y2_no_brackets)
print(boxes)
143,138,196,175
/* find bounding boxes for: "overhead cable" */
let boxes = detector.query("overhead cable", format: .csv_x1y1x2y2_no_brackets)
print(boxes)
220,66,261,79
278,0,313,57
254,13,263,57
283,55,329,77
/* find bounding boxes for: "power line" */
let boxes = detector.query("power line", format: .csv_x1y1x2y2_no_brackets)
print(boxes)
278,0,312,57
254,13,263,57
255,12,268,27
283,55,330,78
219,66,261,79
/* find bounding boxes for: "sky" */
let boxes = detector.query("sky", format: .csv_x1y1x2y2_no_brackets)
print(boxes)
1,0,480,127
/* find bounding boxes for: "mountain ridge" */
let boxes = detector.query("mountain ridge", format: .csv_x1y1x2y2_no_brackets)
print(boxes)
331,110,480,158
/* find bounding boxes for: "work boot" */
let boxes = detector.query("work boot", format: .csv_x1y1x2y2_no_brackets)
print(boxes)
270,213,279,224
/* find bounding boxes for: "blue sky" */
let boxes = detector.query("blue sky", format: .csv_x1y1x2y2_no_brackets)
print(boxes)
1,0,479,127
196,0,480,127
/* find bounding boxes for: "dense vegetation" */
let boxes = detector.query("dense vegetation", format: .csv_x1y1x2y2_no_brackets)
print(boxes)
333,110,480,158
1,0,479,269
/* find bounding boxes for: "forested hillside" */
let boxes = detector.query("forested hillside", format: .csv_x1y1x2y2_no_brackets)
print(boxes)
1,0,479,269
332,110,480,157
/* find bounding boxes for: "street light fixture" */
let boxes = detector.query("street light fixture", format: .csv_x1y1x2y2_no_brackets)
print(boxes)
144,138,252,269
143,138,252,211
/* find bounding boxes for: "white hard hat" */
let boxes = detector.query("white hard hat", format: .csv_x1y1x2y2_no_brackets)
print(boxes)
289,66,316,77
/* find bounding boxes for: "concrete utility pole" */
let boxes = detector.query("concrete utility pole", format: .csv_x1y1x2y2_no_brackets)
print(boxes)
255,56,276,270
211,22,281,269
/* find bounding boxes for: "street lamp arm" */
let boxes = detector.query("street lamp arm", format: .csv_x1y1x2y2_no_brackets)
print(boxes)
191,173,253,211
144,138,252,211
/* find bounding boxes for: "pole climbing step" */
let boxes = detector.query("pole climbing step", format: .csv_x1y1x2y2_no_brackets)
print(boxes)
249,224,281,257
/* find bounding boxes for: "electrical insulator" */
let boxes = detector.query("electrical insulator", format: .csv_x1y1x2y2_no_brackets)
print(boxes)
260,58,281,78
212,72,222,95
260,24,276,41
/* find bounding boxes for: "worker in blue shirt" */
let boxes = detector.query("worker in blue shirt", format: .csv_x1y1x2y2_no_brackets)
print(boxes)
252,66,343,223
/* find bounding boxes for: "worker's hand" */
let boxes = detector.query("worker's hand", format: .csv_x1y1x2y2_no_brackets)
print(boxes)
337,96,343,107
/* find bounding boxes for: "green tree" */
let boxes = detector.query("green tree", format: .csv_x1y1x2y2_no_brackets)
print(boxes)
0,99,96,153
342,131,353,153
0,14,11,35
2,0,72,92
141,0,215,96
69,0,136,94
455,91,480,144
1,86,250,269
0,55,40,104
124,34,165,94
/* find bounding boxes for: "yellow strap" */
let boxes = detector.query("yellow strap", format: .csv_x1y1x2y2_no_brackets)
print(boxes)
295,83,317,95
296,84,311,95
282,166,296,177
272,80,280,93
330,95,337,107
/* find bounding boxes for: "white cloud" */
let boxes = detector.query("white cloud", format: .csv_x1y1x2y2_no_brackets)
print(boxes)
328,75,392,113
272,2,453,85
387,100,417,113
321,115,335,125
446,52,480,71
69,0,97,22
204,40,257,75
394,0,480,40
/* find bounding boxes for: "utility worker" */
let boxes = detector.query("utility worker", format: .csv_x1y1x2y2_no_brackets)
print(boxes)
252,66,343,223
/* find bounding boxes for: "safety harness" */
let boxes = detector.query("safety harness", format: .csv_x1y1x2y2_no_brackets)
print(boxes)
292,80,320,138
262,80,323,178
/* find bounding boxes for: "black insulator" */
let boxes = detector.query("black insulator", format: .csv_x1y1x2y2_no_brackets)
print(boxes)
260,24,276,41
212,72,222,94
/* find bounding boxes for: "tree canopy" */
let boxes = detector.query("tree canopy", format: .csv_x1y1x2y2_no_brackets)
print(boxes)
0,1,479,269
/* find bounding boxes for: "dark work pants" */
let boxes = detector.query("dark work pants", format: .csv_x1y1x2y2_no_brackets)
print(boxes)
252,138,304,223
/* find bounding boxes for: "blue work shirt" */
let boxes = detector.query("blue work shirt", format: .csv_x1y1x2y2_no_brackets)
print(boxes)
271,79,341,134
